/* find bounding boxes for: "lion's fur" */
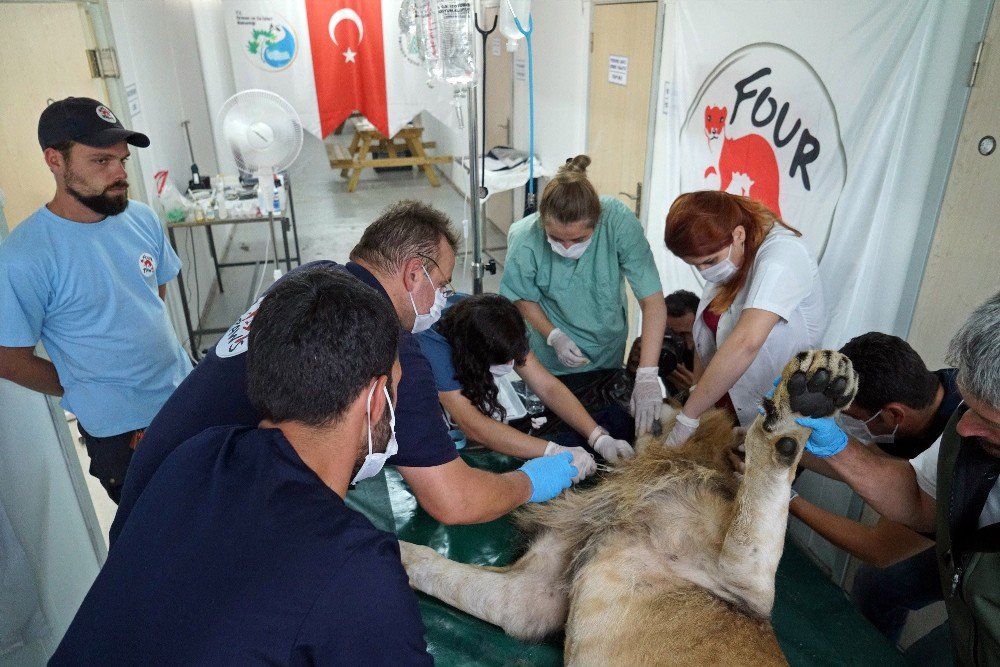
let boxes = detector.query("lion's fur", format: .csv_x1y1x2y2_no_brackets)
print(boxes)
400,351,858,666
513,408,740,580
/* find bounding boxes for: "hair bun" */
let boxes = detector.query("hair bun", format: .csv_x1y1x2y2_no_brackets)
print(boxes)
561,154,591,174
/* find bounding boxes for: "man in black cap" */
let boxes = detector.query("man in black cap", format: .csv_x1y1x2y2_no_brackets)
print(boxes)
0,97,191,503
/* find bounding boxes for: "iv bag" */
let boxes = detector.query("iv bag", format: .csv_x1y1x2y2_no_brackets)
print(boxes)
498,0,530,52
419,0,476,88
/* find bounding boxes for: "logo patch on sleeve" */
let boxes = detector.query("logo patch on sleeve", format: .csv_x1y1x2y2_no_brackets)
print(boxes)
216,295,265,358
139,252,156,277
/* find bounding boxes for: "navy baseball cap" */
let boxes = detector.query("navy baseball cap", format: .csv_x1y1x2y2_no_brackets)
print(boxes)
38,97,150,150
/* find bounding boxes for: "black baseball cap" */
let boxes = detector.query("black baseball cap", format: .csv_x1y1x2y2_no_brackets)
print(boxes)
37,97,150,150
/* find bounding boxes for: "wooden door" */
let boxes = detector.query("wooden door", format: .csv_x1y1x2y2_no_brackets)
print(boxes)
586,2,657,216
482,4,515,236
908,5,1000,367
0,2,109,229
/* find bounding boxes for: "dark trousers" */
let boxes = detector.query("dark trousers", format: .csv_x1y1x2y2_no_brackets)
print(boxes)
547,404,635,460
77,423,144,504
851,546,952,664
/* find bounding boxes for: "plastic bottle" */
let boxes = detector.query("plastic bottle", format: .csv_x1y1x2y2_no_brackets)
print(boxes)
215,175,228,219
272,185,281,215
499,0,530,52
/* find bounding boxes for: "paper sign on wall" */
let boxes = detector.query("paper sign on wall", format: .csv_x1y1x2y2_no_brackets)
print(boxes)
609,55,628,86
125,83,141,117
515,57,527,81
492,36,501,57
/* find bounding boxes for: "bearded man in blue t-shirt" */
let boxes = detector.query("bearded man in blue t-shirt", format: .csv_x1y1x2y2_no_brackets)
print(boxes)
0,97,191,502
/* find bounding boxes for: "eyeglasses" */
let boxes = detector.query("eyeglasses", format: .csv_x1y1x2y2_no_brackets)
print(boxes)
418,254,456,298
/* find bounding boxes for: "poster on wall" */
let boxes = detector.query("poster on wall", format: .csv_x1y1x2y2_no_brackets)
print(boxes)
646,0,977,345
224,0,455,139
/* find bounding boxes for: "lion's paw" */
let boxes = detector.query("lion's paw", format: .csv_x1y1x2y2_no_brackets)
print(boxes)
762,350,858,433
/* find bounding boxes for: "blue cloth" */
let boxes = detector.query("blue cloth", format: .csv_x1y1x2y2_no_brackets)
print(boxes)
111,261,457,546
415,297,469,393
51,426,431,665
0,202,190,436
417,325,463,392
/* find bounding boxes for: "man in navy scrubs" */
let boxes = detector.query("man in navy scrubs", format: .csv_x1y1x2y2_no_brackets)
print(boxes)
111,201,576,545
52,269,432,664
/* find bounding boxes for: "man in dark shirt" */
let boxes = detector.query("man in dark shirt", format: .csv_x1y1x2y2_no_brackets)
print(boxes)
795,332,961,658
52,269,431,664
803,296,1000,666
111,201,575,546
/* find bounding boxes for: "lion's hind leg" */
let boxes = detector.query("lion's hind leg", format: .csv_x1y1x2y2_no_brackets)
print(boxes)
716,350,858,617
399,530,571,641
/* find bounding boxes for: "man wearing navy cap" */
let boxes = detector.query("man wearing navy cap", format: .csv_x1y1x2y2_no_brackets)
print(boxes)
0,97,191,502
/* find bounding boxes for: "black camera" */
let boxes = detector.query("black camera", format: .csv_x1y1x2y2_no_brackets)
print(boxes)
658,327,689,378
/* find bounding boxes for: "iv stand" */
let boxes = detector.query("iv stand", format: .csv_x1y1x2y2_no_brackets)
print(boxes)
466,86,485,295
469,12,499,294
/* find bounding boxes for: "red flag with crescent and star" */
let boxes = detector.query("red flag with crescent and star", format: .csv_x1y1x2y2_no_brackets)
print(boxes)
305,0,389,137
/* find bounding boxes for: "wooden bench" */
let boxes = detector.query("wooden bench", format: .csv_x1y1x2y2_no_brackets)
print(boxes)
325,118,452,192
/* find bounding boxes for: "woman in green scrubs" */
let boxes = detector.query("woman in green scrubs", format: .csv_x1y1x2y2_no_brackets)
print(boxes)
499,155,667,435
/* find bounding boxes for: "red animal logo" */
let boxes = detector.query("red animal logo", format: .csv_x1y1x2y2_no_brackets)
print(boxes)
703,105,782,218
139,253,155,277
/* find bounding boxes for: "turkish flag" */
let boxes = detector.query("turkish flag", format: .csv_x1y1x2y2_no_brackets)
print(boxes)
305,0,389,137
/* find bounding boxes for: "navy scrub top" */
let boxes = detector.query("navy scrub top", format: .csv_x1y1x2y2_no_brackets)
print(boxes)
111,261,457,546
52,426,431,665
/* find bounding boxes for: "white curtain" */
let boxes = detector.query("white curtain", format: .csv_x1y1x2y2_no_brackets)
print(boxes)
645,0,981,347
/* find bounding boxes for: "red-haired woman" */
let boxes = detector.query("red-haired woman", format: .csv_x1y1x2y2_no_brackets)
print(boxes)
663,191,826,443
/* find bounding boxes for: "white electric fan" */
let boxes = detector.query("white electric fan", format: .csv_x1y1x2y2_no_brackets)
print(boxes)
218,89,303,211
217,89,303,282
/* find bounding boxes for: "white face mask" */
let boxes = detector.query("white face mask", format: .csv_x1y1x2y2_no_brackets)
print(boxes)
547,235,593,260
409,266,447,334
698,244,739,283
489,361,515,378
835,410,898,445
351,383,398,485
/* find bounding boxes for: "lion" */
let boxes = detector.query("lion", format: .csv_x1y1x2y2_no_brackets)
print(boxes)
399,350,857,665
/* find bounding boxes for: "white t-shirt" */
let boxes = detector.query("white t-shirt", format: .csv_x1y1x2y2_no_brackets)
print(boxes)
911,436,1000,528
693,227,827,426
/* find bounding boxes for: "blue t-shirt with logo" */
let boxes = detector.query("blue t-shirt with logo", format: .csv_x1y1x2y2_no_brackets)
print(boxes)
0,202,191,436
51,426,431,665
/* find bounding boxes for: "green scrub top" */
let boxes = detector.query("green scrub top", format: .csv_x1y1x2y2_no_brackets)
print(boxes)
500,196,662,375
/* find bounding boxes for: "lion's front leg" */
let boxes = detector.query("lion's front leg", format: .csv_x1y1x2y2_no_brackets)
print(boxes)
399,530,572,641
716,350,858,617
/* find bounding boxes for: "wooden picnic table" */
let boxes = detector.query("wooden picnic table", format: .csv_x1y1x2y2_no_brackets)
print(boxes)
326,117,452,192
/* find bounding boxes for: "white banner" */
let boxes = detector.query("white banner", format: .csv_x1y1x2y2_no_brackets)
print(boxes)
224,1,456,140
646,0,978,346
224,2,322,138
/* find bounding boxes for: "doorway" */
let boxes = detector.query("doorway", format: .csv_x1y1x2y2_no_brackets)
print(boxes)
482,2,516,237
586,1,658,219
908,2,1000,366
0,2,111,229
586,1,659,344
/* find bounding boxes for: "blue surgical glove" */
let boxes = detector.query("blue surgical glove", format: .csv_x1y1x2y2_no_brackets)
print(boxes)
758,376,782,415
795,416,848,457
519,452,577,503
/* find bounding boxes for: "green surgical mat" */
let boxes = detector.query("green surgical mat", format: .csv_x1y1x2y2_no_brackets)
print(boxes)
349,449,907,666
